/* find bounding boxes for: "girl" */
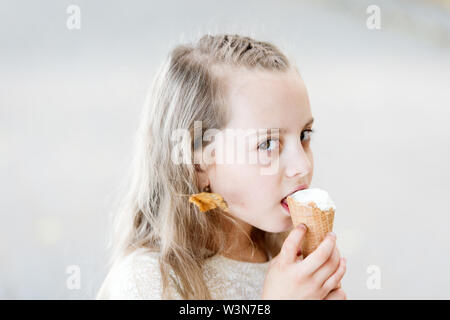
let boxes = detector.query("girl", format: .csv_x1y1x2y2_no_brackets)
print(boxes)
97,33,346,300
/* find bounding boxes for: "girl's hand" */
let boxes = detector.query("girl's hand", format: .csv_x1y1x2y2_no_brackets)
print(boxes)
324,288,347,300
261,224,347,300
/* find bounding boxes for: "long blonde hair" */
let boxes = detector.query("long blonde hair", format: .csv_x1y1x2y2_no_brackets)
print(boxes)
100,33,294,299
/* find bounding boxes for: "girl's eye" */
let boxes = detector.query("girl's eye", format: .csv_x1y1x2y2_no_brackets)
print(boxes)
258,138,278,151
301,129,314,142
258,129,314,151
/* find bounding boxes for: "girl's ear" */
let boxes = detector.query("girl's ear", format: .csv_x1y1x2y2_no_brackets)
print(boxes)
194,145,215,190
194,163,210,191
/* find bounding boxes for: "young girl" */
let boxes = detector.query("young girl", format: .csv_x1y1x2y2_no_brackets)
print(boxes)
96,33,346,300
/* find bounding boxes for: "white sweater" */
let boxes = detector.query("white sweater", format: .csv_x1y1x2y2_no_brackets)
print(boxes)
97,247,270,299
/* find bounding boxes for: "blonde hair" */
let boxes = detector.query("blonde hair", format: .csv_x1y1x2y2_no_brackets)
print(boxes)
99,33,294,299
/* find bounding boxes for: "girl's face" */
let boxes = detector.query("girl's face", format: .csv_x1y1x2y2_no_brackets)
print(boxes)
200,68,314,234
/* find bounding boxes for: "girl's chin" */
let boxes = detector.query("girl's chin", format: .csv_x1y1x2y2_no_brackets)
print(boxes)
260,216,293,233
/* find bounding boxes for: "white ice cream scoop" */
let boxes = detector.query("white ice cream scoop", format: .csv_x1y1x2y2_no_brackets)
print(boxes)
289,187,336,211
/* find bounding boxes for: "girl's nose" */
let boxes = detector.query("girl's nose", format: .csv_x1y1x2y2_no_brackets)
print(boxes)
284,144,312,178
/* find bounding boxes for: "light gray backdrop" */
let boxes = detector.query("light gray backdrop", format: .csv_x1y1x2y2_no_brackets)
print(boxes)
1,0,450,299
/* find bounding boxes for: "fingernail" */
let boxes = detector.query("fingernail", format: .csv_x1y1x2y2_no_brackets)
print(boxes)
296,224,307,231
328,232,336,239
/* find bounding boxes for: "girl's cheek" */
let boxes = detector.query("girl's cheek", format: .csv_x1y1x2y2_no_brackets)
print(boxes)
253,148,274,165
307,148,314,174
227,192,248,211
214,181,248,211
213,164,264,209
212,164,246,190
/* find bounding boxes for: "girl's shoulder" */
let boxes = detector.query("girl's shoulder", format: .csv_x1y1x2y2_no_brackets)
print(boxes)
97,247,180,299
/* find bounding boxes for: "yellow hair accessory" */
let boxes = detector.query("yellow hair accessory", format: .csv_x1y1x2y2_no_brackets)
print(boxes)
189,192,230,213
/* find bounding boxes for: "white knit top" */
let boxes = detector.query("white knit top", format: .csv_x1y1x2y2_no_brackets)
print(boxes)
97,247,271,300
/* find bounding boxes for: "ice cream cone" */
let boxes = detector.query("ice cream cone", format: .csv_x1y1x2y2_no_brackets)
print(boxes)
286,196,335,257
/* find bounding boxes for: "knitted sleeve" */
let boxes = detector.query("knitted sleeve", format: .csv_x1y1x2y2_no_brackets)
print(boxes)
97,249,182,300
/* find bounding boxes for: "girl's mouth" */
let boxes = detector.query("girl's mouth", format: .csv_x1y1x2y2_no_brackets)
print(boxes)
280,184,309,216
281,199,290,215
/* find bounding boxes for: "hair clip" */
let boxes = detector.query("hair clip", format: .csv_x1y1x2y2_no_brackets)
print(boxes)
189,190,229,213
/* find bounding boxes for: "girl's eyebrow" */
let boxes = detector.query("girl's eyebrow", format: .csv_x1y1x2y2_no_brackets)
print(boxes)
303,117,314,128
244,117,315,138
260,117,315,134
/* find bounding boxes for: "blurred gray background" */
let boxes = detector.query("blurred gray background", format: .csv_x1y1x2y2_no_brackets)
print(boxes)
1,0,450,299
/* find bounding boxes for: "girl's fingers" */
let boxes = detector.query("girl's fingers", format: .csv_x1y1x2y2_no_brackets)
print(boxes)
324,288,347,300
279,224,307,268
313,246,340,284
301,233,337,274
322,257,346,293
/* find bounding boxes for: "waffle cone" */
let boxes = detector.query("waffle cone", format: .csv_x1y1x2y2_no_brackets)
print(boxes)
286,196,335,257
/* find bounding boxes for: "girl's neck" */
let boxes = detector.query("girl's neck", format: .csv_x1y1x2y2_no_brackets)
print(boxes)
220,228,269,263
215,213,269,263
220,245,269,263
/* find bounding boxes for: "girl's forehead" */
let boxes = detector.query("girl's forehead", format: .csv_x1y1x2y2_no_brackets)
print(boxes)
223,69,311,130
